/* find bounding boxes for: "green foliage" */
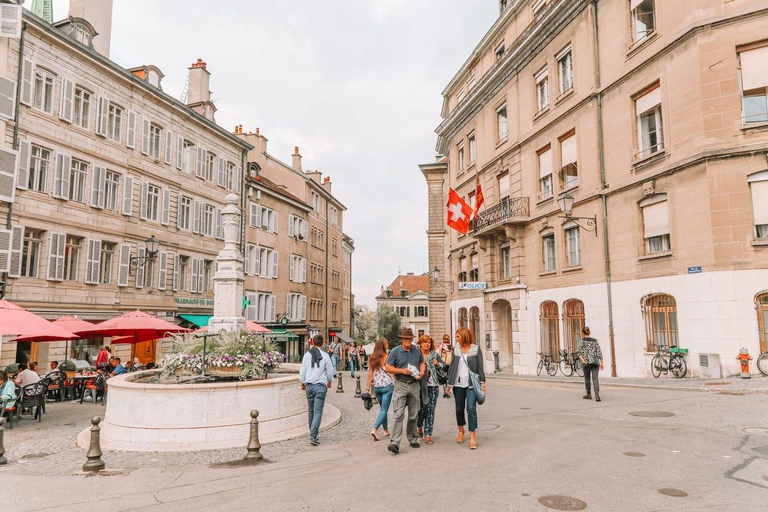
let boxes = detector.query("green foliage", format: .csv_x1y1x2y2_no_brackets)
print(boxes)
58,360,77,372
377,305,402,348
354,304,378,343
4,363,19,375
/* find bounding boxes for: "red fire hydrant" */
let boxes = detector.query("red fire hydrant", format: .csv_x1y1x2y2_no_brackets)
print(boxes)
736,348,752,379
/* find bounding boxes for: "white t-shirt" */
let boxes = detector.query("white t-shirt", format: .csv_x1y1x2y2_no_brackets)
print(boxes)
16,369,41,388
454,356,470,388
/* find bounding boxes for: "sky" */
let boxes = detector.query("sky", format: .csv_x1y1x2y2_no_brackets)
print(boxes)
53,0,499,308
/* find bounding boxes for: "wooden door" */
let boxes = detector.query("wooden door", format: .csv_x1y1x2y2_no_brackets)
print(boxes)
134,340,157,365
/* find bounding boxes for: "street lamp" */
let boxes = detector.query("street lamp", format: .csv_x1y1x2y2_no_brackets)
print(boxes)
431,266,454,290
130,235,160,270
557,192,598,236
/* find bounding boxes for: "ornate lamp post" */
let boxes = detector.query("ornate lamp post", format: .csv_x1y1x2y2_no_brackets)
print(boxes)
129,235,160,270
557,192,598,236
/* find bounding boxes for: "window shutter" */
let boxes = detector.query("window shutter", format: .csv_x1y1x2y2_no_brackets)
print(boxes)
126,110,137,149
254,246,261,276
0,75,16,120
176,135,184,170
190,258,199,293
271,211,278,233
286,293,293,319
135,247,145,288
172,254,180,291
117,244,131,287
301,220,308,241
96,97,109,137
751,180,768,225
197,259,204,293
0,4,22,38
164,130,173,165
122,175,134,216
235,166,242,192
271,251,279,279
53,153,71,200
289,255,295,281
0,228,10,273
55,232,66,281
288,215,295,237
161,188,171,226
244,245,251,276
300,296,307,321
7,225,23,278
192,200,201,234
59,78,74,122
158,252,168,291
246,292,257,321
249,202,259,227
217,157,225,186
0,145,17,203
20,58,34,106
269,295,276,322
642,201,670,238
301,258,307,283
141,117,150,155
538,148,553,179
46,232,60,281
741,47,768,91
90,166,103,208
561,135,577,166
195,147,204,177
139,181,148,220
215,208,223,239
636,87,661,115
14,140,28,191
85,239,100,284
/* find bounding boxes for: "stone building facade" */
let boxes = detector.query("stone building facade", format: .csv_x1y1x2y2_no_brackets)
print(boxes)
422,0,768,377
376,273,432,339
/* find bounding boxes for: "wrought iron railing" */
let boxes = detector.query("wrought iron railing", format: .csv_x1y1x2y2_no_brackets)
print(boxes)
474,196,530,232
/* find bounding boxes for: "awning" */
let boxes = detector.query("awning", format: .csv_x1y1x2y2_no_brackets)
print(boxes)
335,332,355,344
270,328,299,341
178,314,212,327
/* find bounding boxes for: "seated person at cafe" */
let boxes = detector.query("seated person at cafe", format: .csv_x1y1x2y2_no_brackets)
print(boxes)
103,357,116,374
1,370,17,408
45,361,59,376
14,363,41,387
111,357,126,376
124,360,134,372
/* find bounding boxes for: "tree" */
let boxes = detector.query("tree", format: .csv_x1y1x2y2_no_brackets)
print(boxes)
377,305,402,348
354,305,378,343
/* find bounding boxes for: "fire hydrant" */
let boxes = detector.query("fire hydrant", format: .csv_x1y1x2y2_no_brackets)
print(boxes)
736,348,752,379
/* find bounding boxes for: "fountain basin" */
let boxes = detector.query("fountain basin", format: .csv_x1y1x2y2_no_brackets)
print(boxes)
77,364,340,452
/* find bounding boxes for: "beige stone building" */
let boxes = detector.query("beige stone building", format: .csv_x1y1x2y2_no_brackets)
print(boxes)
0,3,252,367
376,273,432,339
422,0,768,377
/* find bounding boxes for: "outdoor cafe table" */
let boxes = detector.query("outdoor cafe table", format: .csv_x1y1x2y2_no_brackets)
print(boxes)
72,374,98,401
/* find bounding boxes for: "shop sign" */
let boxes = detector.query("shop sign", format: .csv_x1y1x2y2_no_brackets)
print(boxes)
173,297,214,307
458,282,487,290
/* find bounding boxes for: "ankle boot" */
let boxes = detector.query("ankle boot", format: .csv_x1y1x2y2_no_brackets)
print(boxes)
456,426,465,443
583,393,592,400
595,393,601,402
469,431,478,450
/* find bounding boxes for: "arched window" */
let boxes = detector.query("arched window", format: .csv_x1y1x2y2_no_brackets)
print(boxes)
757,292,768,353
540,301,560,355
563,299,585,352
643,294,678,352
458,308,468,329
470,306,481,344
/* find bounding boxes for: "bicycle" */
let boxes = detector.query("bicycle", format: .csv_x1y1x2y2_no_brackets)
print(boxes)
650,345,688,379
757,352,768,376
536,352,558,376
556,349,584,377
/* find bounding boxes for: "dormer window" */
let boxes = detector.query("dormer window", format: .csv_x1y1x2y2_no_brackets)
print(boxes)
148,70,160,88
400,289,408,298
54,17,96,50
386,289,393,298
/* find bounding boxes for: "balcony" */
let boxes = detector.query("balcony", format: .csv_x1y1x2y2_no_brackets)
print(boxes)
473,196,530,236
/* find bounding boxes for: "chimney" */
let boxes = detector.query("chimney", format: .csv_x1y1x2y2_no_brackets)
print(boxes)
322,176,332,194
292,146,302,172
69,0,114,57
187,59,211,105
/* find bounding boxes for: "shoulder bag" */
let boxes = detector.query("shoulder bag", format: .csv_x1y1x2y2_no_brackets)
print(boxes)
462,353,485,405
431,353,448,384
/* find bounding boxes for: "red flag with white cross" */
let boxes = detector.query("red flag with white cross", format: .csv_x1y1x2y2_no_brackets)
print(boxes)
446,187,473,235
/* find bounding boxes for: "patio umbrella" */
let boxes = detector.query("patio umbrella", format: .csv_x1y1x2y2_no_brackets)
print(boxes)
194,321,271,334
11,315,95,362
0,300,79,341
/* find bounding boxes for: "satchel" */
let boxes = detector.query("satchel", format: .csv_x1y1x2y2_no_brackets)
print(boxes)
462,354,485,405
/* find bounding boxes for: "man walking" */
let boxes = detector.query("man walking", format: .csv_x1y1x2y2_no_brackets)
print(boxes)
384,328,426,454
300,334,335,446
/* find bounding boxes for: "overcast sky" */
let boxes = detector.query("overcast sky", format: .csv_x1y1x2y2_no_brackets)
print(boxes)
54,0,498,307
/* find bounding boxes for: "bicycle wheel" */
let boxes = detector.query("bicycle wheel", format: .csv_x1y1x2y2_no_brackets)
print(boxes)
757,353,768,376
560,359,574,377
651,355,663,378
547,362,558,376
574,359,584,377
537,359,544,376
671,355,687,379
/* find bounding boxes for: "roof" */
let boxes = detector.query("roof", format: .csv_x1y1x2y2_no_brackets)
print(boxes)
377,273,430,299
246,174,308,207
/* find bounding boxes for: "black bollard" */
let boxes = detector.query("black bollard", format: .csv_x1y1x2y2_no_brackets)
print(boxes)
354,375,362,398
244,410,263,462
83,416,105,472
336,373,344,393
0,417,6,465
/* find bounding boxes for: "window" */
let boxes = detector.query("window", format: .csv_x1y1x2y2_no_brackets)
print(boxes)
33,68,55,114
107,103,124,143
28,144,51,192
542,233,556,271
540,301,560,356
69,158,88,203
757,292,768,354
498,173,510,201
535,67,549,112
470,253,479,282
259,206,278,233
73,87,91,130
330,206,338,225
246,292,276,323
385,289,392,298
497,105,508,140
332,270,341,289
178,195,192,230
470,307,480,346
203,260,213,293
458,307,468,328
500,246,511,279
105,171,120,211
458,256,467,282
289,215,308,240
565,225,581,266
144,255,155,289
178,256,189,292
147,123,161,158
202,204,215,236
398,307,410,317
311,227,325,249
144,184,160,222
538,147,553,200
748,172,768,239
643,294,678,351
331,302,339,323
286,293,306,322
563,299,585,352
631,0,656,43
332,237,338,257
290,255,307,283
100,242,115,284
557,47,573,95
457,143,465,173
739,46,768,124
205,152,215,182
226,162,235,189
559,133,578,189
64,235,82,281
469,133,476,163
21,228,43,278
495,43,505,61
311,191,320,212
635,85,663,159
182,141,195,173
640,195,670,254
310,263,325,285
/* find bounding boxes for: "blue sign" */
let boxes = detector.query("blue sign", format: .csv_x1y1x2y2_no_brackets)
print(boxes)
459,282,487,290
687,266,702,274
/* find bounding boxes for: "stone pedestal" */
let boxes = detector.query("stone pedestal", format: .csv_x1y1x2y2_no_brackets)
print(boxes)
208,194,247,334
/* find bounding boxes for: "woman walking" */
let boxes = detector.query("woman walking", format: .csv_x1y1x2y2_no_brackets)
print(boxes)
348,341,359,378
447,327,486,450
578,326,603,402
416,335,446,444
365,338,393,440
440,334,452,398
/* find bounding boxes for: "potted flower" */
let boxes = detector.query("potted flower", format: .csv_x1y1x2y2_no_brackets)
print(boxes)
59,360,77,379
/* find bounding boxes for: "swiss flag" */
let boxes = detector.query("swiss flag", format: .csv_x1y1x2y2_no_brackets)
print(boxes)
446,187,473,235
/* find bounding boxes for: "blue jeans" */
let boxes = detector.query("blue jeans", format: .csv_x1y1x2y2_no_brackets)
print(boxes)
331,355,340,375
453,386,478,432
349,358,357,377
373,383,394,430
306,383,328,441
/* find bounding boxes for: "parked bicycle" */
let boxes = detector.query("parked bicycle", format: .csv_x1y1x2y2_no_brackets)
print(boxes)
757,352,768,376
536,352,558,376
650,345,688,379
556,349,584,377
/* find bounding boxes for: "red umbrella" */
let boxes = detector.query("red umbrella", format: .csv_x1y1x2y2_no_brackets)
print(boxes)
0,300,79,341
194,321,271,334
11,315,96,362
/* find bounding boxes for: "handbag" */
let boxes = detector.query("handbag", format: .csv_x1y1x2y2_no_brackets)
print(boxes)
462,354,485,405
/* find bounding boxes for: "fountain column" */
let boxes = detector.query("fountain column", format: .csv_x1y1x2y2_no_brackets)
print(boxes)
208,193,247,334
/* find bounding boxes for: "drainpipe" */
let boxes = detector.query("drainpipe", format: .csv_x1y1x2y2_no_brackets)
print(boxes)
325,194,330,343
239,149,247,255
592,0,618,377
